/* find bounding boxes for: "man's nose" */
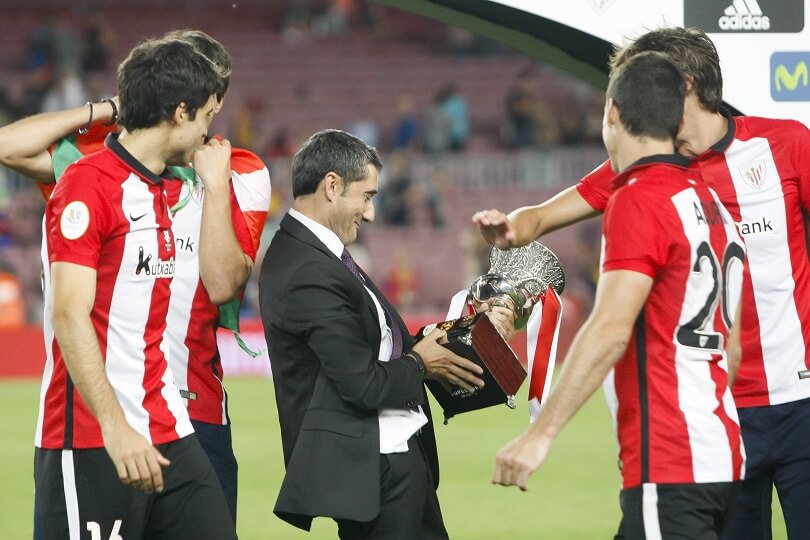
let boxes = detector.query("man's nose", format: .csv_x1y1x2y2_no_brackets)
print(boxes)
363,202,375,223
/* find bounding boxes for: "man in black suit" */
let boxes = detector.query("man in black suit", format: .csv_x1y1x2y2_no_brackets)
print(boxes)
259,129,511,538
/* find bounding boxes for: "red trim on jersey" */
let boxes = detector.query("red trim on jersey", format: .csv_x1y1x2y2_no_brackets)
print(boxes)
730,269,768,407
144,271,180,444
601,259,656,278
184,279,226,423
40,340,67,448
710,360,745,480
613,341,643,487
575,159,614,212
645,310,695,486
36,181,55,201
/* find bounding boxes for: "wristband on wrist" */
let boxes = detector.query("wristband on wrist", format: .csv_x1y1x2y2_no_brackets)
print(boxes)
404,350,426,380
101,98,118,126
78,102,93,135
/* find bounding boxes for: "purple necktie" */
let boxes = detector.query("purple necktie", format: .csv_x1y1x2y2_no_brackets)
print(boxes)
341,249,403,359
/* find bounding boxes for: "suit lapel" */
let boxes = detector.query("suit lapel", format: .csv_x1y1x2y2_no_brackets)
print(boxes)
356,265,412,350
280,213,383,329
279,213,335,261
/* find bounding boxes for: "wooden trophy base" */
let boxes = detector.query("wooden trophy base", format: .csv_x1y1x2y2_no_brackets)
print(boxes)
417,313,526,423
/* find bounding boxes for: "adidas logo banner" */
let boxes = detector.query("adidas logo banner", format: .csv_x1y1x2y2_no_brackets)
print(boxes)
684,0,804,33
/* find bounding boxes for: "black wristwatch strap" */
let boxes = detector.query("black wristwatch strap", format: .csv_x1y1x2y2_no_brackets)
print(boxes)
404,350,426,380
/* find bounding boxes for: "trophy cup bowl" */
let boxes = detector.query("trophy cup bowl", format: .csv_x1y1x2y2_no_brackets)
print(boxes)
469,241,566,329
419,241,567,422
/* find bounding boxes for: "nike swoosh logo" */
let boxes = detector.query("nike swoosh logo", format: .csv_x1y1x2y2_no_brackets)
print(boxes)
130,212,148,222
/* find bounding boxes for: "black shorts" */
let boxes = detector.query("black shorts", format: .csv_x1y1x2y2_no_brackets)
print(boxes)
33,435,235,540
191,419,238,523
615,482,739,540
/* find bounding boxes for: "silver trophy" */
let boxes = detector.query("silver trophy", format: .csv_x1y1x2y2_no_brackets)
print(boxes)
468,241,566,330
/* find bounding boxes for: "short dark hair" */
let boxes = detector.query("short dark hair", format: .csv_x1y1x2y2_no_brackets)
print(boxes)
607,51,686,141
610,27,723,113
292,129,383,198
117,39,220,131
164,29,231,98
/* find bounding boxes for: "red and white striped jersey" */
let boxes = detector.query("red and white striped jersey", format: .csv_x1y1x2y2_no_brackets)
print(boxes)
44,130,271,426
36,134,193,449
601,155,745,489
578,113,810,408
164,148,270,425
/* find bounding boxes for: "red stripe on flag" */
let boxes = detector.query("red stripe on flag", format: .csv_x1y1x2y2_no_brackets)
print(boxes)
529,287,561,403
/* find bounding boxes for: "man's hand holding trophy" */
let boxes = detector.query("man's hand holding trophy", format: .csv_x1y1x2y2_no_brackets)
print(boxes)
418,241,566,423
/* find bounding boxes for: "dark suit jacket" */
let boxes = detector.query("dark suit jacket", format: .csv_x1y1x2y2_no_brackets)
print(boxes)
258,213,440,531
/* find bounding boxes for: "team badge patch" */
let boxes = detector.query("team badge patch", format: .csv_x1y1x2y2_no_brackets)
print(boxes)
739,159,767,189
60,201,90,240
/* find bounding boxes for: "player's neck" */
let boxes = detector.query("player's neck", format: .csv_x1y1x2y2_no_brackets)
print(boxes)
678,106,728,157
615,136,676,173
117,127,172,176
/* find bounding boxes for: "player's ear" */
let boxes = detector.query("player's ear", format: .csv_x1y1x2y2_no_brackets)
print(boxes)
684,74,695,95
322,172,343,202
606,98,620,128
172,102,188,126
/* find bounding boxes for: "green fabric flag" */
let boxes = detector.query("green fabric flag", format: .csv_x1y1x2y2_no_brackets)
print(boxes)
219,297,265,358
51,136,83,181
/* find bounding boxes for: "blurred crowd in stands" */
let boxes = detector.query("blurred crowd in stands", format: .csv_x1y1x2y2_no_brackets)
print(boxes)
0,0,604,328
10,4,111,118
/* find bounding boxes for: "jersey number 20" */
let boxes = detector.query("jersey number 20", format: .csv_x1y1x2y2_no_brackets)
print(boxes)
676,241,745,353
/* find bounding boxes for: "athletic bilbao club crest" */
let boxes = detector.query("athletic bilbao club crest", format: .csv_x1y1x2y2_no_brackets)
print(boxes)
587,0,617,13
740,159,767,188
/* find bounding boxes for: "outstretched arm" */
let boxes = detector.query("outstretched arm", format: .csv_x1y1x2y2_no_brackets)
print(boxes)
0,99,118,184
473,185,599,248
492,269,652,491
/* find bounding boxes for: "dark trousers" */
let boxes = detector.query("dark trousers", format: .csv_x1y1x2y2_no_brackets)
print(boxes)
191,419,238,524
336,436,448,540
721,397,810,540
615,482,738,540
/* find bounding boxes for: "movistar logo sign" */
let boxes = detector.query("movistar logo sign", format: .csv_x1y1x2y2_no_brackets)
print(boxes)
771,52,810,102
775,64,807,92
